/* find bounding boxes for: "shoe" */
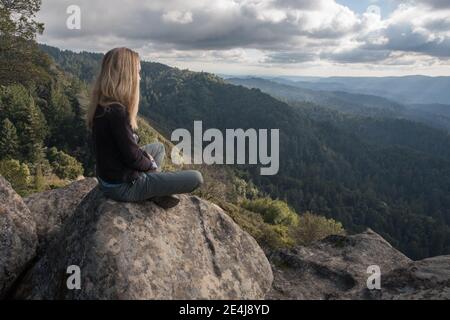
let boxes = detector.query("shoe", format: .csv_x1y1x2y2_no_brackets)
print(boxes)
151,195,180,209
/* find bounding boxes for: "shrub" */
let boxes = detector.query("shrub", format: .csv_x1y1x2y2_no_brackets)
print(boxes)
233,177,260,201
47,147,83,180
241,197,299,227
32,164,46,193
293,211,345,245
0,159,31,195
218,200,296,249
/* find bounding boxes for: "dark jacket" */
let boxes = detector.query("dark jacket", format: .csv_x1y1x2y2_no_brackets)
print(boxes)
92,103,153,183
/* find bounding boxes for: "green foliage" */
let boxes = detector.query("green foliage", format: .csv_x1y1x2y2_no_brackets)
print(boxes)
0,118,19,159
0,159,31,195
0,0,44,41
0,42,92,191
217,200,296,249
0,84,48,160
32,163,45,192
47,147,84,180
233,176,260,201
237,197,344,248
241,197,299,227
0,4,90,195
292,211,345,246
32,143,51,172
0,0,48,86
39,44,103,83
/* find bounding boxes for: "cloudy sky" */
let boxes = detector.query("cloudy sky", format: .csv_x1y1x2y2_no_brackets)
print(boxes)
37,0,450,76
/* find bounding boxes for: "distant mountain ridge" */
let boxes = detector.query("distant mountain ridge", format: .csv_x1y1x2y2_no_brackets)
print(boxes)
263,75,450,105
227,77,450,132
227,77,405,116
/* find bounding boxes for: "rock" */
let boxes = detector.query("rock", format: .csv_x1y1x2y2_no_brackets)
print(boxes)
13,187,273,299
7,175,448,300
24,178,97,250
267,229,411,300
0,176,37,298
367,255,450,300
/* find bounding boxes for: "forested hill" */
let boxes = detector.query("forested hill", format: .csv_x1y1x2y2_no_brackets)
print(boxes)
0,41,91,193
37,45,450,260
227,77,450,132
227,77,405,117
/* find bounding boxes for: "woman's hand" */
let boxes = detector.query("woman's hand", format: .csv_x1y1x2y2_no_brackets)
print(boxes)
143,150,152,160
143,151,158,171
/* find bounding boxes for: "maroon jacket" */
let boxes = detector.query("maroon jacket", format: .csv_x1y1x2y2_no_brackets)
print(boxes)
92,103,153,183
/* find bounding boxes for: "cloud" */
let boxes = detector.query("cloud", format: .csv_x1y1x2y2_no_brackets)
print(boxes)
361,3,450,59
413,0,450,9
321,48,392,63
36,0,450,72
162,11,193,24
38,0,361,48
265,51,318,64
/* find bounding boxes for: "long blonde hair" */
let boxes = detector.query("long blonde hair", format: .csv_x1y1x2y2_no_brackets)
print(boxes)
87,47,140,130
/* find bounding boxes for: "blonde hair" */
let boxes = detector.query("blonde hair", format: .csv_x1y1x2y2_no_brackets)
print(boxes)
87,47,141,130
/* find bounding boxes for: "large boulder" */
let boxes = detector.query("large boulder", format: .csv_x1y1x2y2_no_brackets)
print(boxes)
267,229,411,300
24,178,97,250
14,187,273,299
0,176,37,298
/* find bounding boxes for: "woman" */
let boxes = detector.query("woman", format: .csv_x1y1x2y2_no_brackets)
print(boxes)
87,47,203,209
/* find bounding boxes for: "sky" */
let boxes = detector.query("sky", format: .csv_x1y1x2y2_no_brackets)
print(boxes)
36,0,450,77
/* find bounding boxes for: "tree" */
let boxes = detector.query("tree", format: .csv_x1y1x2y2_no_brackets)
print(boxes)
47,147,84,180
0,0,47,86
0,0,44,42
0,118,19,159
33,163,45,192
27,142,52,175
0,84,49,160
0,158,31,195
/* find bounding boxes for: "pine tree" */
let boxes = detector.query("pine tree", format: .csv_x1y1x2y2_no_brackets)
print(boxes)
24,100,48,154
0,118,19,159
33,163,45,192
1,85,48,160
0,0,45,86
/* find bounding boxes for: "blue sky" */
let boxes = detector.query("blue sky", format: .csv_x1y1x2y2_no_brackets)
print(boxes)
37,0,450,77
337,0,392,16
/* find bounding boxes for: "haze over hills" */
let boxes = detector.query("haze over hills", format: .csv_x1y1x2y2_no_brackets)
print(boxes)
35,44,450,260
227,77,450,132
234,75,450,106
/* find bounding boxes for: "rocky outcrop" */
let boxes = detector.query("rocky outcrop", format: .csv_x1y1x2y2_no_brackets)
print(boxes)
0,176,37,298
267,229,450,300
13,186,273,300
2,175,449,300
23,178,97,250
367,255,450,300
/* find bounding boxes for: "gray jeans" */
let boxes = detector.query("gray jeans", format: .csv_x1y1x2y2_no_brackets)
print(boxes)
98,142,203,202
